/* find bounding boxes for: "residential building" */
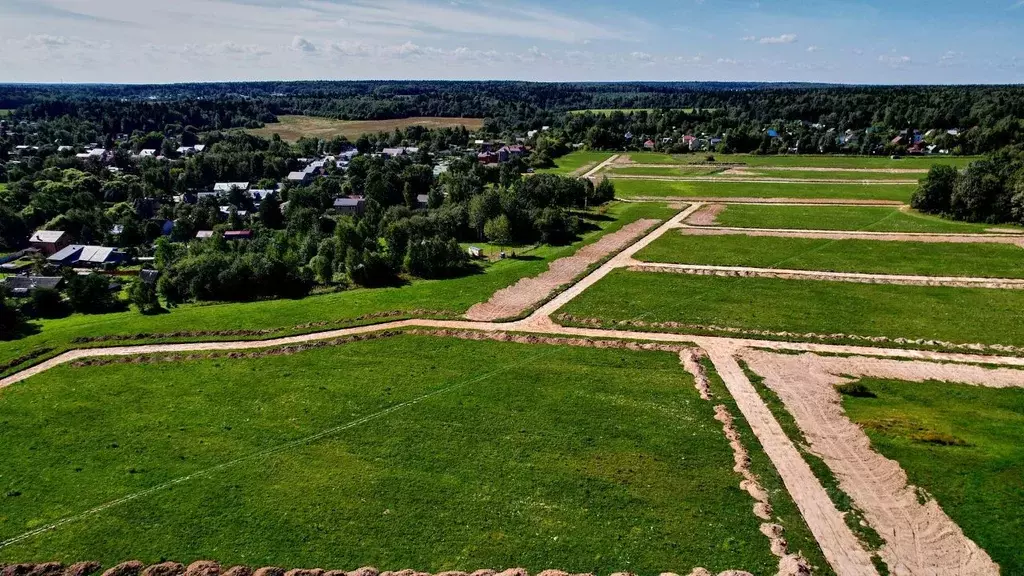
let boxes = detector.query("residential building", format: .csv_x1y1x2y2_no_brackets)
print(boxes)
47,245,125,267
29,230,71,255
333,197,366,215
3,276,64,296
223,230,253,241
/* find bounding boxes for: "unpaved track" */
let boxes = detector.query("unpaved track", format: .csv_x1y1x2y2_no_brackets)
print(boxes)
675,225,1024,246
581,154,620,179
627,262,1024,289
740,349,1011,575
464,218,659,321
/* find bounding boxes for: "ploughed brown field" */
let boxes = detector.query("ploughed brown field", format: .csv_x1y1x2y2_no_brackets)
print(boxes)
245,115,485,142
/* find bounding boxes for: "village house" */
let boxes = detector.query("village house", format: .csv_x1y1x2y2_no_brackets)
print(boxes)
214,182,250,194
3,275,64,296
333,197,366,215
47,245,125,267
223,230,253,241
29,230,72,255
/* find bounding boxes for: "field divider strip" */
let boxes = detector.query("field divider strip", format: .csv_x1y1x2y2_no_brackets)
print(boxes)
626,262,1024,289
0,346,563,550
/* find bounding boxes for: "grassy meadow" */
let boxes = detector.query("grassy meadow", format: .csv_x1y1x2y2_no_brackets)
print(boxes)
537,151,614,175
843,378,1024,573
0,335,816,574
0,202,678,376
711,204,1021,234
557,270,1024,348
737,169,923,181
617,153,978,169
605,166,725,177
246,115,485,142
611,179,916,202
637,232,1024,278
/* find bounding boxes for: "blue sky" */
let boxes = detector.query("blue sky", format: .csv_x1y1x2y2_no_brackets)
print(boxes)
1,0,1022,84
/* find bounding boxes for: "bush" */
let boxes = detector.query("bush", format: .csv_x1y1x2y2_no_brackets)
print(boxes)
404,236,468,279
128,279,163,315
837,382,877,398
27,287,70,319
0,292,25,340
65,273,118,314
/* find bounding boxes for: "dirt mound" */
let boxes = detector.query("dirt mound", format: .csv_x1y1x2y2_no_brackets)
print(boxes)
465,219,659,321
740,349,1006,575
684,204,726,226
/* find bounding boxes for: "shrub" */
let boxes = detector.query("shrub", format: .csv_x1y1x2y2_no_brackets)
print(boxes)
27,287,70,319
65,273,118,314
837,382,877,398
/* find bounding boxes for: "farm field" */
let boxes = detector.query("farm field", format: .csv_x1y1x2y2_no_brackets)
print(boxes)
246,115,485,142
556,269,1024,348
536,151,614,175
0,335,818,574
0,203,677,375
568,108,700,115
709,204,1021,234
842,378,1024,573
605,166,724,177
636,232,1024,278
611,178,917,202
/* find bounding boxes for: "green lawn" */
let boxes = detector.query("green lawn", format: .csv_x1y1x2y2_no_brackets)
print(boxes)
843,378,1024,574
612,179,916,202
0,203,678,376
0,335,818,574
636,232,1024,278
536,151,614,175
606,166,724,177
713,204,1021,234
740,169,922,181
557,270,1024,348
707,155,979,169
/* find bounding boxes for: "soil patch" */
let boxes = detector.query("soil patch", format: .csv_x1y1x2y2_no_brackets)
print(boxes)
684,204,726,226
464,219,659,321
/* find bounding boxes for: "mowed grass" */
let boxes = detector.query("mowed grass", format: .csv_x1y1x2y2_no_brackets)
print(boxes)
0,335,799,574
246,115,485,142
619,153,978,169
637,232,1024,278
557,270,1024,347
713,204,1021,234
537,151,614,175
606,166,724,177
738,169,922,182
611,179,916,202
0,203,677,374
843,378,1024,573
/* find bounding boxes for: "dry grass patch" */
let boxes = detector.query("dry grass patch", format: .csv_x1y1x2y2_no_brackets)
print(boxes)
247,115,485,142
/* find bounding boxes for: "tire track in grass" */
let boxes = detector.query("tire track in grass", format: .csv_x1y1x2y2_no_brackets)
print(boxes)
0,347,564,550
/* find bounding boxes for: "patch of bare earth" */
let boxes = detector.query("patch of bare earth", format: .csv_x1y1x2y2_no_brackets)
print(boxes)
677,226,1024,246
684,204,726,226
739,349,1014,575
464,219,660,321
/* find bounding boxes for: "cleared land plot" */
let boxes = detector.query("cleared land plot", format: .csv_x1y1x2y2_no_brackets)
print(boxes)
568,108,701,115
557,270,1024,348
606,166,724,177
618,153,978,169
246,115,485,142
843,379,1024,574
0,203,677,376
0,335,796,574
537,151,614,175
611,179,916,202
733,169,921,181
636,232,1024,278
710,204,1021,234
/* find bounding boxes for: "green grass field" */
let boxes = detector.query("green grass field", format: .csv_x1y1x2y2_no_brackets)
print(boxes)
0,203,677,376
606,166,724,177
739,169,923,181
843,378,1024,573
0,335,819,574
636,232,1024,278
612,179,916,202
712,204,1021,234
557,270,1024,348
618,153,978,169
536,151,614,175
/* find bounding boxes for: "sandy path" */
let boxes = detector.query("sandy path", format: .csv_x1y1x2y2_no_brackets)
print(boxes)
581,154,620,179
627,262,1024,289
464,218,659,321
609,174,918,185
675,226,1024,246
623,196,906,206
740,349,1010,575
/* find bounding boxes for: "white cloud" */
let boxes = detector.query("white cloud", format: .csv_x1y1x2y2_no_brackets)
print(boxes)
806,45,821,52
758,33,798,44
291,35,316,53
878,54,912,67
